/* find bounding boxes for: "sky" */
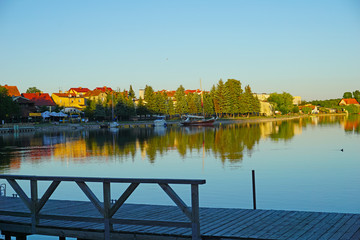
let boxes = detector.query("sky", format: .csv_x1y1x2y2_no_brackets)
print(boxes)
0,0,359,101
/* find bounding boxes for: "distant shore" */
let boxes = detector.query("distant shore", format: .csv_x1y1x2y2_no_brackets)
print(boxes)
1,113,347,133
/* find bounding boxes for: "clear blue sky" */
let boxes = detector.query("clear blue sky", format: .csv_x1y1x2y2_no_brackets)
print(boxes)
1,0,359,100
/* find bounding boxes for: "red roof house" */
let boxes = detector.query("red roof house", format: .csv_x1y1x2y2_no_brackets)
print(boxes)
2,85,21,97
68,87,90,95
94,86,113,93
339,98,360,106
22,93,56,107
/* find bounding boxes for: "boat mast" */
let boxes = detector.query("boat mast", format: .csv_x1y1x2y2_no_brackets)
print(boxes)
200,78,205,117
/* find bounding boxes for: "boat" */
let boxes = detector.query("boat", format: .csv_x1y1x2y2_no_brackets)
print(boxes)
109,121,120,128
180,115,216,126
153,116,167,127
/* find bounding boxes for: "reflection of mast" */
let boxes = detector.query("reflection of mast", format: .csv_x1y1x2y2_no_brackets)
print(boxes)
112,93,114,121
202,128,205,170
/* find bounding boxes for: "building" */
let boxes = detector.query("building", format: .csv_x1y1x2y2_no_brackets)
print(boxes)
84,89,108,103
2,85,21,97
68,87,91,96
293,96,301,105
254,93,270,101
12,96,37,118
51,93,86,110
339,98,360,106
22,93,56,111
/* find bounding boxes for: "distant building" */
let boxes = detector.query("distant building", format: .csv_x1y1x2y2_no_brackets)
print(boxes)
2,85,21,97
22,93,56,111
254,93,270,101
68,87,91,96
84,89,108,103
12,96,37,118
293,96,301,105
339,98,359,106
51,92,86,110
94,86,113,93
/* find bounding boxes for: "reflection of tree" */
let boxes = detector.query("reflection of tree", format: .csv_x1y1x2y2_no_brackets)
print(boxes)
343,115,360,134
270,121,296,142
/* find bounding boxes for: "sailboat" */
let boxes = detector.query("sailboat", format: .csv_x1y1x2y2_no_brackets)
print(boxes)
109,93,120,129
180,79,217,126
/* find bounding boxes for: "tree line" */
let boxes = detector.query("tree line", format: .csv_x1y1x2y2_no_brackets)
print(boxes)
83,79,262,120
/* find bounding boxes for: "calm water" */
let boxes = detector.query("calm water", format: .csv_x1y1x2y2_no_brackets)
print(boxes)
1,115,359,217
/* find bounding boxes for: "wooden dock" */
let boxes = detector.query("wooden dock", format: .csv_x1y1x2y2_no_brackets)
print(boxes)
0,175,359,240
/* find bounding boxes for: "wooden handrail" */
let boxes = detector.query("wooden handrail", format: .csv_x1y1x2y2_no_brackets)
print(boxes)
0,174,206,184
0,174,206,240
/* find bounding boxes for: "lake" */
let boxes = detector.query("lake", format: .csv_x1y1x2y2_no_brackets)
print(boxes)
1,114,359,218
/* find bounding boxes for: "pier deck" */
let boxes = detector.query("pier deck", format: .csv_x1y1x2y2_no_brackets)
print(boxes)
1,197,359,240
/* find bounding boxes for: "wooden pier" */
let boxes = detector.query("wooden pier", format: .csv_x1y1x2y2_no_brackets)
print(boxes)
0,175,359,240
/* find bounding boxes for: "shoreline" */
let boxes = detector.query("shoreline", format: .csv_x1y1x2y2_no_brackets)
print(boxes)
1,113,347,133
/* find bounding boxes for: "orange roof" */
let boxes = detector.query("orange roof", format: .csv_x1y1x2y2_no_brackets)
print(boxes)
22,93,56,106
84,89,105,97
68,87,90,93
340,98,359,105
2,85,20,97
52,93,77,97
94,86,113,92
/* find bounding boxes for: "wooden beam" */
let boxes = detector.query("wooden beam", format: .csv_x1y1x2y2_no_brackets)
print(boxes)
159,183,192,220
103,182,111,240
76,181,104,217
30,179,38,233
6,179,31,210
109,183,139,217
0,175,206,185
36,181,61,214
191,184,201,240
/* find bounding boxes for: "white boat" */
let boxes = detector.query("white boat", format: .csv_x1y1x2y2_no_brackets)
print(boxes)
153,116,167,127
109,122,120,128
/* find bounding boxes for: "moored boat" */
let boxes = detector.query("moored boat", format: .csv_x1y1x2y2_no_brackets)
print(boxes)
180,115,216,126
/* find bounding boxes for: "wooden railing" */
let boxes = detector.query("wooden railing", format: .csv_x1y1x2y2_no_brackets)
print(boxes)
0,175,206,240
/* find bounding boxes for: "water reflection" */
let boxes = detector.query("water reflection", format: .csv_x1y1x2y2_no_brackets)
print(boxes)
0,115,358,172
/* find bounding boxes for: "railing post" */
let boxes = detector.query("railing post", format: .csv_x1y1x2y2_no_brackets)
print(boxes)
30,179,38,233
252,170,256,210
191,184,201,240
103,181,111,240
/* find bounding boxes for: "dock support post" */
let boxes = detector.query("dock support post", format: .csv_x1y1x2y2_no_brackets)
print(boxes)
103,181,111,240
252,170,256,210
30,179,38,233
191,184,201,240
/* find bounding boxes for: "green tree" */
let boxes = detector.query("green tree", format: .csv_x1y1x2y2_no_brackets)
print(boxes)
353,90,360,103
136,97,148,119
203,92,214,116
301,106,313,114
129,85,135,98
343,92,353,98
144,85,156,114
267,92,294,114
214,80,226,117
224,79,242,117
0,86,19,121
167,98,175,117
94,102,106,120
175,85,188,115
26,87,42,93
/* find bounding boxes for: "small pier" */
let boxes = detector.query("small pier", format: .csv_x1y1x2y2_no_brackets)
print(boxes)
0,126,35,134
0,175,359,240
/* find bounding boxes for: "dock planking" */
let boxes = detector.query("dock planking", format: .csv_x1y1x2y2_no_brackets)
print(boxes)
1,197,360,240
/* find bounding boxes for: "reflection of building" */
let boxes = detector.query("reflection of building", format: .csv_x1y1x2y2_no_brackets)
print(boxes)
53,140,89,160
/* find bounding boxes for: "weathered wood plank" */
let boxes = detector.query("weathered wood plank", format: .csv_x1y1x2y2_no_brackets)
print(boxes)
317,214,353,240
339,215,360,240
329,214,360,240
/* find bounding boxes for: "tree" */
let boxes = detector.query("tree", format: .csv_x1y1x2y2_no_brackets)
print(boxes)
0,86,19,121
129,85,135,98
144,85,156,114
26,87,42,93
353,90,360,103
175,85,188,115
343,92,353,99
267,92,294,114
94,102,106,120
224,79,242,117
136,97,148,119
